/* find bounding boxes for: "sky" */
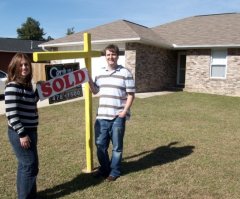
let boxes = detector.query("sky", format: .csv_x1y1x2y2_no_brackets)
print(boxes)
0,0,240,39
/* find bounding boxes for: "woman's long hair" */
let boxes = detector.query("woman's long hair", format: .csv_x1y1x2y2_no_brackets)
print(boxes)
7,53,33,88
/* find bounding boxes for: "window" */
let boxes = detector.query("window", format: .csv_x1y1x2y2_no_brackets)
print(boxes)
177,52,186,85
210,49,227,78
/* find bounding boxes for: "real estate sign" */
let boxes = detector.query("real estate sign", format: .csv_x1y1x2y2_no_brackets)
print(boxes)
37,63,88,103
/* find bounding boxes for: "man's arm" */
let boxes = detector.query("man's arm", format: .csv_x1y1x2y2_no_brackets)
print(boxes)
118,92,135,118
87,74,99,95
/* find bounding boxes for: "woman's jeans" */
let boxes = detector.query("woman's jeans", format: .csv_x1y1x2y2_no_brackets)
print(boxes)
95,117,126,177
8,127,39,199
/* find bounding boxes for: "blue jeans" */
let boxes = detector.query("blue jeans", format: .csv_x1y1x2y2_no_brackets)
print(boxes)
8,127,39,199
95,117,126,177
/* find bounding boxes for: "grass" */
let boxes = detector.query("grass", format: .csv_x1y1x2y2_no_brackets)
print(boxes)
0,91,240,199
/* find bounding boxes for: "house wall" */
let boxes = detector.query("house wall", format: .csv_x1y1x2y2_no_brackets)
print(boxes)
0,52,15,72
184,48,240,96
125,43,177,92
0,52,48,85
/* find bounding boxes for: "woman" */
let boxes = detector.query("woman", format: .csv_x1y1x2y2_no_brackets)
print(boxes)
5,53,39,199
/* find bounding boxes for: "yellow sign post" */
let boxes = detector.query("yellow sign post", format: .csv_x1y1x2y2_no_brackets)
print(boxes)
33,33,101,173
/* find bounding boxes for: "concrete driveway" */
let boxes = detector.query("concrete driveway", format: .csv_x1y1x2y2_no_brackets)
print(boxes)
0,91,174,116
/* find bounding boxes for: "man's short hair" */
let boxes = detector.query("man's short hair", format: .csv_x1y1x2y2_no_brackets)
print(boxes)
103,44,119,56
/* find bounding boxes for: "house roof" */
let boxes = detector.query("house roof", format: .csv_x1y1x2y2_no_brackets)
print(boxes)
39,12,240,50
152,12,240,48
0,38,44,53
39,20,172,50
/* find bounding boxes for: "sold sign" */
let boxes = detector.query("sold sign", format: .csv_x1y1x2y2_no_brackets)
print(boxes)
37,68,89,101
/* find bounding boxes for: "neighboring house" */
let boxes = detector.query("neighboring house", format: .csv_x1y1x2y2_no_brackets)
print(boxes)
0,38,46,82
38,12,240,96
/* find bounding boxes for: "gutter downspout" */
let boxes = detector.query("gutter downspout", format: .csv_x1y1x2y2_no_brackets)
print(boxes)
41,45,48,51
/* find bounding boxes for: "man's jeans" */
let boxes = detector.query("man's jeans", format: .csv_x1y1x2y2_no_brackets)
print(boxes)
95,117,126,177
8,127,39,199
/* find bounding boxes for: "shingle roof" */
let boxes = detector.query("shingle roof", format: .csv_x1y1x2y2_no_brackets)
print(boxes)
39,12,240,50
152,13,240,48
39,20,171,49
0,38,44,53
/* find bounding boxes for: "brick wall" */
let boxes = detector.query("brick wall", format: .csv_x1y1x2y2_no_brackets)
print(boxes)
125,43,177,92
185,48,240,96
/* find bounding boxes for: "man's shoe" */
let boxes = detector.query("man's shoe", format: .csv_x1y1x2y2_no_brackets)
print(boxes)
106,175,118,182
93,171,108,179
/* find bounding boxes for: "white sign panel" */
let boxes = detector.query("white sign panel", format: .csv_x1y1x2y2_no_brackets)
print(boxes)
37,68,89,101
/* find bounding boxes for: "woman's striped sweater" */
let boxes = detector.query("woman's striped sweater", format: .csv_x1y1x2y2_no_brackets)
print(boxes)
5,82,39,137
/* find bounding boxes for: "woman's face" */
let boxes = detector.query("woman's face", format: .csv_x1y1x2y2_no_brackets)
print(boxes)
20,58,30,77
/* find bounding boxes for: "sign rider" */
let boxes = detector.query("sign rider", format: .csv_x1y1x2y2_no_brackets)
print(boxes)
33,33,101,172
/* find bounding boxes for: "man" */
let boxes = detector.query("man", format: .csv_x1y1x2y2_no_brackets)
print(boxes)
88,44,135,181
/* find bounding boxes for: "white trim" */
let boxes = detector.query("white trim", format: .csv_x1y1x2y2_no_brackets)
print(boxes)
173,44,240,49
39,37,172,50
39,38,141,48
39,40,240,49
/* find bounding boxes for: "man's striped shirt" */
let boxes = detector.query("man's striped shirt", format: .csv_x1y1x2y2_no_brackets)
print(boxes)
5,82,39,137
94,65,135,120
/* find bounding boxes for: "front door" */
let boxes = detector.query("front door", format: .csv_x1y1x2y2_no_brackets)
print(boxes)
177,52,186,86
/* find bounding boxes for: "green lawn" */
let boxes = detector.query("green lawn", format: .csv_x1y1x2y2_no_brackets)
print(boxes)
1,92,240,199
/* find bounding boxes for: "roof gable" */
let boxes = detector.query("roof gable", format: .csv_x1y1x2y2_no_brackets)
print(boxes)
39,12,240,50
152,13,240,48
40,20,171,49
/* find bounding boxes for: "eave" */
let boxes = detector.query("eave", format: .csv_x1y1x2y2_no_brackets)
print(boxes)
173,44,240,49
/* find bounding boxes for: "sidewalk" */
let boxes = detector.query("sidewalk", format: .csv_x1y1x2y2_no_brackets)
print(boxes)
0,91,174,116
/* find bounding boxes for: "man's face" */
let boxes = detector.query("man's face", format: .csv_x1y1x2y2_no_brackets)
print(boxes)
105,49,119,68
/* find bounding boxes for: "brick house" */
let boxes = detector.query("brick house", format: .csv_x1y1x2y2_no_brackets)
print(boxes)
0,38,47,82
38,13,240,96
0,38,44,72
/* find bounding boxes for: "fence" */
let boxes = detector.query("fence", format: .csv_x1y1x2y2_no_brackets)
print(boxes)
32,63,47,83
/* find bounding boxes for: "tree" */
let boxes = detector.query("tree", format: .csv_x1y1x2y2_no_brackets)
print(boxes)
17,17,46,40
46,36,54,41
66,27,75,35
